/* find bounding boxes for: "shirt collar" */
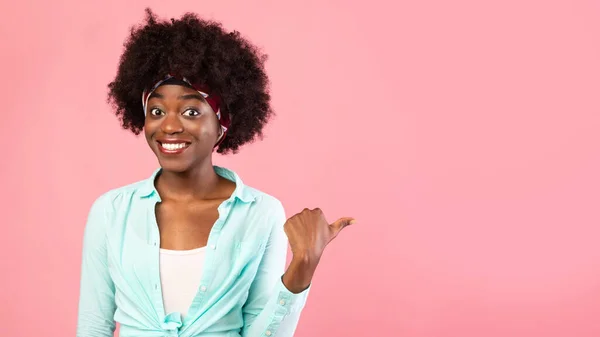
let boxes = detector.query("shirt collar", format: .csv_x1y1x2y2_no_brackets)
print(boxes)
139,165,256,203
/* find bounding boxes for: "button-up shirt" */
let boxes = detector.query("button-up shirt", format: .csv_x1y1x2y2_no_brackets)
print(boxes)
76,166,310,337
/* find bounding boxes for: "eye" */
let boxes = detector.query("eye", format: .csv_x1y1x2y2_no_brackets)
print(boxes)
182,108,200,117
149,108,164,116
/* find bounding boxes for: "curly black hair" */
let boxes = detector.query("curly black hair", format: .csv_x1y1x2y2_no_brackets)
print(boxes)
107,8,273,154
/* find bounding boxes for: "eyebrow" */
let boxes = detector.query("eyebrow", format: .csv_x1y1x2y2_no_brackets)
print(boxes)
148,92,205,101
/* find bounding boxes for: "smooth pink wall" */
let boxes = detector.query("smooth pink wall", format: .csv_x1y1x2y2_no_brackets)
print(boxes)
1,0,600,336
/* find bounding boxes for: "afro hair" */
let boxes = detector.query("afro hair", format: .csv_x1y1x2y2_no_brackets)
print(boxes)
107,8,273,154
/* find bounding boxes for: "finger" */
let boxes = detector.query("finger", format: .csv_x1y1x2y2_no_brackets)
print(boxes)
329,217,356,235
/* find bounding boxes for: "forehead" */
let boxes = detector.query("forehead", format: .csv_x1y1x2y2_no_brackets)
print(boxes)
151,84,199,97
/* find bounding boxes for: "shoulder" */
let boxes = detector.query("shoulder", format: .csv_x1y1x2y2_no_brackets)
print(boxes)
234,185,289,242
216,165,284,211
88,176,151,215
243,185,286,218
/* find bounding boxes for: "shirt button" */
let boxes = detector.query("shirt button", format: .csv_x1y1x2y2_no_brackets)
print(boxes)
210,244,216,250
154,284,158,290
200,285,207,292
265,331,272,336
279,299,286,305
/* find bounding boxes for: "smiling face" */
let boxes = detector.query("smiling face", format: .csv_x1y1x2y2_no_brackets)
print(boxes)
144,84,221,173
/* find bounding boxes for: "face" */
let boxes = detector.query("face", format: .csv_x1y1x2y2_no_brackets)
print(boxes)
144,84,221,173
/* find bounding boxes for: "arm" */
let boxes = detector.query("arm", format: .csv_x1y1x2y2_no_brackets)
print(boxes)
76,196,117,337
241,201,310,337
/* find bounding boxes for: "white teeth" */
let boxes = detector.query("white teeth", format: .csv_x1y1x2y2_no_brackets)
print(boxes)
161,143,187,151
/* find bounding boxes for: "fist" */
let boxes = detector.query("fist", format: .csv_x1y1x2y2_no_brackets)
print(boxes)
283,208,355,264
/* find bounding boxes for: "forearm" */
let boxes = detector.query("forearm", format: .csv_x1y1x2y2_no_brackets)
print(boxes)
281,255,319,294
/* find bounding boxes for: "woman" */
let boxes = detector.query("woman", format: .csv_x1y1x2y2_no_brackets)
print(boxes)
76,9,354,337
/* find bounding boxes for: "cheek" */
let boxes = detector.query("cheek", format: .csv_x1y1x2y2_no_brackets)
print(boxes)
198,124,218,139
143,120,155,141
196,116,220,137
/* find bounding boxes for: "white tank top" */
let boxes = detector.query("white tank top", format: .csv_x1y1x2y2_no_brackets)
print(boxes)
159,246,207,317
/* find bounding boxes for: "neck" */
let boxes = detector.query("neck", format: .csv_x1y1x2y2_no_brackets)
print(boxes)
155,162,222,201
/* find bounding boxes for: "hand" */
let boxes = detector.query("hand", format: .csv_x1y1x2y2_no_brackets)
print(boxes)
282,208,355,293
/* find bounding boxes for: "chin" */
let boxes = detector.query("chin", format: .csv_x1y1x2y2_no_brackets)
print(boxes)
156,157,195,173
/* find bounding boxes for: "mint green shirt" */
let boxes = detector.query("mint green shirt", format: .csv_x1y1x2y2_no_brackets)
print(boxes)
77,166,310,337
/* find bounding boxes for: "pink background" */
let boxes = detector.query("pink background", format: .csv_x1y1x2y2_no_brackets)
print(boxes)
2,0,600,336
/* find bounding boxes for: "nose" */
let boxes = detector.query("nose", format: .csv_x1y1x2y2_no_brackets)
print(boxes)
160,112,184,134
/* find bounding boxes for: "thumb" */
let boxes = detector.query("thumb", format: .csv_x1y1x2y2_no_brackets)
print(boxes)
329,217,356,236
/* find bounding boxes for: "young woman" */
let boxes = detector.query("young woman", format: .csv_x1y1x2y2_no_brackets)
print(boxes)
76,9,355,337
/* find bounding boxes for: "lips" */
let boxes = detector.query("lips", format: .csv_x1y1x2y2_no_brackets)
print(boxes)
156,140,191,154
